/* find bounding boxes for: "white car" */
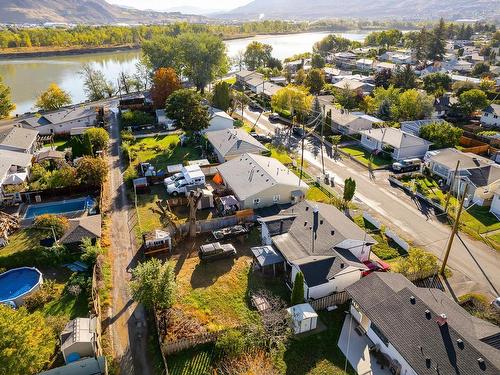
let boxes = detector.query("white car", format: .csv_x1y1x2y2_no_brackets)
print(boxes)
164,173,183,186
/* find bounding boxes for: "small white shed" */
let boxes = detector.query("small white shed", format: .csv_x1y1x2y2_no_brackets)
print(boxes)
60,317,98,364
286,303,318,334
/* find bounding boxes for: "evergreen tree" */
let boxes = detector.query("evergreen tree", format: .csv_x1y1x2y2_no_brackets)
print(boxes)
427,18,446,61
212,81,231,112
291,272,305,305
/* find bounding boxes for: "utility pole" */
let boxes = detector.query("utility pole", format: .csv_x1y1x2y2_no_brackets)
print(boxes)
319,107,325,175
444,160,460,213
440,184,468,275
299,119,306,183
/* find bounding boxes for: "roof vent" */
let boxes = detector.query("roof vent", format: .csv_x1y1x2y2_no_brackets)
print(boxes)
425,310,431,319
410,296,416,305
436,314,447,326
425,358,431,369
331,230,335,235
305,206,309,211
456,339,464,349
304,221,308,226
478,358,486,370
340,263,345,269
320,219,324,225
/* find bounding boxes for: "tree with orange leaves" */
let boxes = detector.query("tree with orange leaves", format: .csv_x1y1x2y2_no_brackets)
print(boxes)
151,67,181,109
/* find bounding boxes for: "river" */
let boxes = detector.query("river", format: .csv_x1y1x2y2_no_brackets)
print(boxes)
0,31,370,115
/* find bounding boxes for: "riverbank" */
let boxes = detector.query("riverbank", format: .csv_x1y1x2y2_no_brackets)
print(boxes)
0,44,142,59
0,28,374,59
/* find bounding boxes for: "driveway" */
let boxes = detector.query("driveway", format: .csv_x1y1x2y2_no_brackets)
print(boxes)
108,109,153,375
243,108,500,299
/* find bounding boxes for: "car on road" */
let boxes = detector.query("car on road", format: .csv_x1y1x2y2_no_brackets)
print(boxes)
248,102,261,111
199,242,237,262
269,113,280,121
292,126,305,137
392,158,421,173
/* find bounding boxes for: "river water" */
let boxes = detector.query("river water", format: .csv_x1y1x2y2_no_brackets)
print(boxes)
0,31,369,115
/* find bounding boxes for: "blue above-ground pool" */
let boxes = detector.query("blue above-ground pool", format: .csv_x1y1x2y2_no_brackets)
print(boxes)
0,267,43,306
24,196,95,219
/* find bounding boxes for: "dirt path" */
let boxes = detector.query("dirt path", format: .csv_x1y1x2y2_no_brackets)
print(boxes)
108,110,153,375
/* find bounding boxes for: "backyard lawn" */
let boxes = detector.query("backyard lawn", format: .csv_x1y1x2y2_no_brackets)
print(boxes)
167,308,354,375
340,145,391,168
171,229,288,334
266,143,294,165
128,135,203,171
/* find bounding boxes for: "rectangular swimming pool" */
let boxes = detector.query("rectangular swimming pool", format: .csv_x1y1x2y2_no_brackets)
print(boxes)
24,197,95,219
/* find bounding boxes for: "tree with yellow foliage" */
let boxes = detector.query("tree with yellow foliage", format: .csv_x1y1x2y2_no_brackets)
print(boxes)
35,83,71,111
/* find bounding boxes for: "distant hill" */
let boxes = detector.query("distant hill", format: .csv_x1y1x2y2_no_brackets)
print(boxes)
0,0,205,24
222,0,499,20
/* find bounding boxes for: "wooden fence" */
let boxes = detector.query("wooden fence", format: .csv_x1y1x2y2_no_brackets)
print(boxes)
161,331,222,355
177,212,255,236
309,291,350,311
91,265,103,357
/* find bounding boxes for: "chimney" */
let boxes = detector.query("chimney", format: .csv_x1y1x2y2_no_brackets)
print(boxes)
425,310,431,320
436,313,447,326
313,205,319,231
410,296,416,305
279,220,284,234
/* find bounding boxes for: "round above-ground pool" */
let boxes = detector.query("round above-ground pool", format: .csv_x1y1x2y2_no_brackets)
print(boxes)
0,267,43,306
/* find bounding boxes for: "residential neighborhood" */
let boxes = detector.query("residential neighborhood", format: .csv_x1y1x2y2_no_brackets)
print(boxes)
0,4,499,375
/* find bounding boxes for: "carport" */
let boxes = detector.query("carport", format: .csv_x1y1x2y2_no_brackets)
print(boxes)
251,245,284,276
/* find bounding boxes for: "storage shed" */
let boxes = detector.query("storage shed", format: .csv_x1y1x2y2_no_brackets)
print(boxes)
286,303,318,334
60,317,98,364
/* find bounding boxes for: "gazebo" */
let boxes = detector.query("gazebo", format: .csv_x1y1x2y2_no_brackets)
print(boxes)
250,245,284,276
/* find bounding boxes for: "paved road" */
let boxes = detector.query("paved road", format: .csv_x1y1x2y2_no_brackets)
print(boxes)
108,109,152,375
243,108,500,299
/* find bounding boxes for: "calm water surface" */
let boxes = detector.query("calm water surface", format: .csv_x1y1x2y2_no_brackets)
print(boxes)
0,31,370,114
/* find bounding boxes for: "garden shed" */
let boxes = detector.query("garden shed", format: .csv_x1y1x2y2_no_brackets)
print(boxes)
286,303,318,334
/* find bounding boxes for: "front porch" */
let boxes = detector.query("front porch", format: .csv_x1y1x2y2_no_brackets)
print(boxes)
338,315,392,375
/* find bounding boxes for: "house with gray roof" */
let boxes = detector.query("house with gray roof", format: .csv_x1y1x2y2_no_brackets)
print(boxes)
333,78,375,94
206,128,268,163
360,128,432,161
480,104,500,128
340,272,500,375
205,107,235,133
0,127,38,154
215,153,308,209
258,201,375,300
324,105,381,135
426,148,500,206
19,106,97,136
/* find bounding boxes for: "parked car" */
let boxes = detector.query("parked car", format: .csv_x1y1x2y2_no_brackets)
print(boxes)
392,158,421,173
199,242,237,262
166,179,203,196
269,113,280,121
164,172,183,186
248,102,261,111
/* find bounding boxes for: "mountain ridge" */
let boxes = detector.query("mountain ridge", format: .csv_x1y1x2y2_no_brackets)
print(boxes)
0,0,205,24
223,0,499,20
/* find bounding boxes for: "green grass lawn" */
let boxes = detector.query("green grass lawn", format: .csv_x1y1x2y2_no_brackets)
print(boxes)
340,145,391,168
42,284,90,319
129,135,202,171
306,186,332,203
167,308,353,375
460,205,500,234
266,144,293,165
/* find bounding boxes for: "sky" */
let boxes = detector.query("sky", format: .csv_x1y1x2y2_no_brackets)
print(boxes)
106,0,252,12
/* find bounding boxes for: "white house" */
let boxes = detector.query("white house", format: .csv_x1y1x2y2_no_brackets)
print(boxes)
333,78,374,95
0,127,39,154
324,104,381,135
426,148,500,206
19,107,97,136
340,272,500,375
356,58,374,71
375,62,396,72
480,104,500,128
359,128,432,161
215,153,308,209
258,201,375,300
379,51,413,65
205,107,234,133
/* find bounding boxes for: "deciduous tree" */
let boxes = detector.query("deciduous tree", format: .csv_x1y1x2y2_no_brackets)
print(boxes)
0,74,15,118
458,89,489,116
33,214,69,238
393,89,434,121
244,41,273,70
80,64,114,101
0,306,55,375
419,121,463,149
271,85,313,120
305,69,325,95
422,73,452,96
76,156,109,187
130,258,176,310
471,62,490,77
84,127,110,153
150,67,181,109
165,89,210,133
394,248,438,277
35,83,71,111
311,53,325,69
374,68,393,89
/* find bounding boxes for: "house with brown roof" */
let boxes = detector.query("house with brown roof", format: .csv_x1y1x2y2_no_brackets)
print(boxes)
59,215,102,245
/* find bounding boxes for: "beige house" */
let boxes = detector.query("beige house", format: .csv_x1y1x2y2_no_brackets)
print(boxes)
215,153,308,209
